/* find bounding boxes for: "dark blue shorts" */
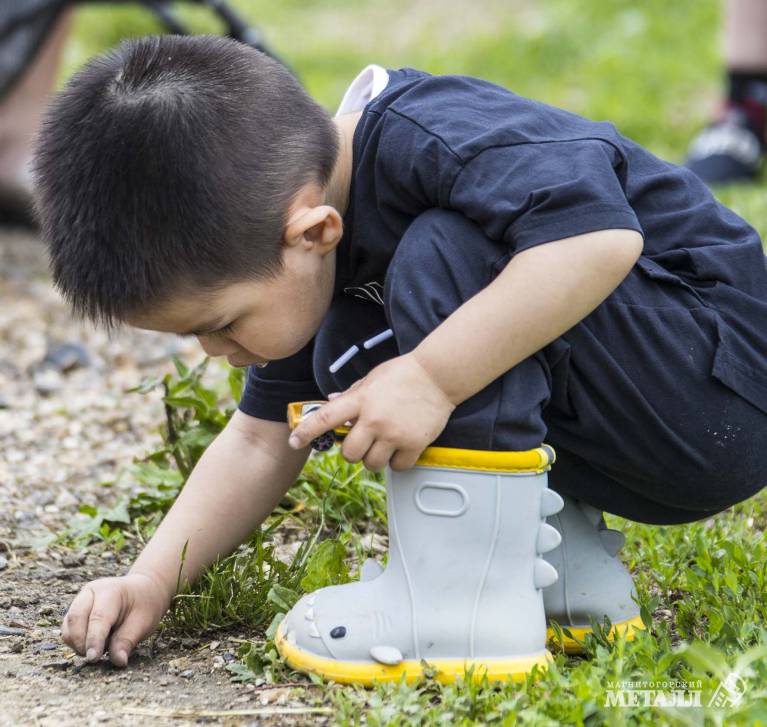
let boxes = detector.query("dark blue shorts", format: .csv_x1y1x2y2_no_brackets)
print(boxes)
311,209,767,524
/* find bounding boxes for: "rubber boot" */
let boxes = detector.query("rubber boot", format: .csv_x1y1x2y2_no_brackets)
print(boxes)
276,445,564,685
543,495,644,653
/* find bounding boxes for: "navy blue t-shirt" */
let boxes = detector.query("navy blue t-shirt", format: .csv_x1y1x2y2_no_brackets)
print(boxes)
239,67,765,422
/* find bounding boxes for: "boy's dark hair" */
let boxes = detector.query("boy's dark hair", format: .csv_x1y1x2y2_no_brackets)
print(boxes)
33,35,339,326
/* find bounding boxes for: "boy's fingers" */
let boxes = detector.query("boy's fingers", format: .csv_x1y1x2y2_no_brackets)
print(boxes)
107,618,147,668
340,424,375,464
362,440,395,472
62,586,95,656
390,449,421,472
84,589,122,662
289,395,359,448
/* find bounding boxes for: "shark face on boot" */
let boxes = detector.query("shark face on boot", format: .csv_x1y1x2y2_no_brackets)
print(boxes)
276,446,564,685
543,495,645,653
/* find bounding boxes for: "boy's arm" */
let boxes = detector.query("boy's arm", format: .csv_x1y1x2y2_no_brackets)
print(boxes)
289,228,643,469
410,228,644,405
128,409,311,599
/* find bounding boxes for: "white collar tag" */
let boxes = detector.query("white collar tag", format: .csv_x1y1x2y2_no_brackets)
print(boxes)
335,64,390,116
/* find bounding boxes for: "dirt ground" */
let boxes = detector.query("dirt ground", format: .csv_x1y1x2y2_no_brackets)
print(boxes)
0,228,325,726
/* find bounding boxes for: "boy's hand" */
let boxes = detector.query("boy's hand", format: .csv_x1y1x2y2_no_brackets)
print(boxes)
61,572,171,668
289,353,455,471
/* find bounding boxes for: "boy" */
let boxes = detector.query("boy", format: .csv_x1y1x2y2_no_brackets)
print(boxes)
34,36,767,683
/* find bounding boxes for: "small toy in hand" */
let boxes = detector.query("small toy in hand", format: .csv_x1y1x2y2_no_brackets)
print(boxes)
286,401,351,452
310,430,336,451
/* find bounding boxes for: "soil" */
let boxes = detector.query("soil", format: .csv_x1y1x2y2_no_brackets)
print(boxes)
0,228,324,726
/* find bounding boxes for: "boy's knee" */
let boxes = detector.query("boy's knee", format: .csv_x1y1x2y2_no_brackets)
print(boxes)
393,209,498,276
385,209,506,348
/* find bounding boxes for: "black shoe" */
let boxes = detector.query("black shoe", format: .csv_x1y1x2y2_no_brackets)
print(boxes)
685,107,765,185
0,183,37,228
685,107,765,184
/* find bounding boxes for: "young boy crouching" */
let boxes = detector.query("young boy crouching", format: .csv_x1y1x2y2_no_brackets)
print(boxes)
33,35,767,683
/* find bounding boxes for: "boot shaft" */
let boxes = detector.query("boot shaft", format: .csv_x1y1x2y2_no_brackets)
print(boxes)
386,446,561,658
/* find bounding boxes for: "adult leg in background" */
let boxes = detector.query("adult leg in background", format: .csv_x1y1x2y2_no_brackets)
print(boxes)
685,0,767,184
0,8,73,223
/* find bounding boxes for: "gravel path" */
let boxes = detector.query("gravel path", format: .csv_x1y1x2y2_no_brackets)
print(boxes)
0,228,319,726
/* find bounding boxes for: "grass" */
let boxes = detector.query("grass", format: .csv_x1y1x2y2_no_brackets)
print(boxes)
53,0,767,724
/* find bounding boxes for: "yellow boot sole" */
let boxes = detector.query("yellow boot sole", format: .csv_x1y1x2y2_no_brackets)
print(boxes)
547,614,646,654
276,621,552,686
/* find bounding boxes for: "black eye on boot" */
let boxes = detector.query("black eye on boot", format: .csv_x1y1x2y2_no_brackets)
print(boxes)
330,626,347,639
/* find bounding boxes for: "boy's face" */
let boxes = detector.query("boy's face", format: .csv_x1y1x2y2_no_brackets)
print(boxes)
128,198,342,367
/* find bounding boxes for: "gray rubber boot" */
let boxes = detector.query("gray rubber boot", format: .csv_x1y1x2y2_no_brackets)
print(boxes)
543,495,644,652
276,446,563,685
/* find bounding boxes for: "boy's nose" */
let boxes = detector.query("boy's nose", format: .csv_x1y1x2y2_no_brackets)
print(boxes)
196,335,239,357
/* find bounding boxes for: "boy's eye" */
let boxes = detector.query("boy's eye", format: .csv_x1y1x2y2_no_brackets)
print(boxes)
211,322,235,337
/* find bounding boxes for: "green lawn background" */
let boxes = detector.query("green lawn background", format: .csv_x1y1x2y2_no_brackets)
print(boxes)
61,0,766,237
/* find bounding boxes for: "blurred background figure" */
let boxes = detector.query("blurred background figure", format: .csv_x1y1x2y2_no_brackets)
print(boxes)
0,5,73,226
0,1,279,227
686,0,767,184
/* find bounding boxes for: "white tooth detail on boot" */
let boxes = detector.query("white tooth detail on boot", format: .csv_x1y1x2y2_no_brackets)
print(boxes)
598,528,626,557
360,558,384,582
276,447,558,683
534,558,559,589
537,523,562,554
543,495,641,635
370,645,403,665
540,489,565,517
579,502,604,528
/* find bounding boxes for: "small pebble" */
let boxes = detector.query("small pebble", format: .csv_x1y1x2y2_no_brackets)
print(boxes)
61,553,85,568
180,669,194,679
41,342,91,373
45,660,72,670
32,367,63,396
33,641,59,653
0,625,26,636
0,556,7,570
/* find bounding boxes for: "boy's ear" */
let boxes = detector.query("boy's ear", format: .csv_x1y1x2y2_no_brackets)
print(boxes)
284,205,343,252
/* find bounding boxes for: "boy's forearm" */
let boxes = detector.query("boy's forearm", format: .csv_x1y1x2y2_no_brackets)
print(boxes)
127,410,309,602
411,228,643,407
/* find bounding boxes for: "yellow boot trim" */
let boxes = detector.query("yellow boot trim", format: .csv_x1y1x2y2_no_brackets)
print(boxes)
287,402,555,474
415,445,556,474
276,621,552,686
547,614,646,654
